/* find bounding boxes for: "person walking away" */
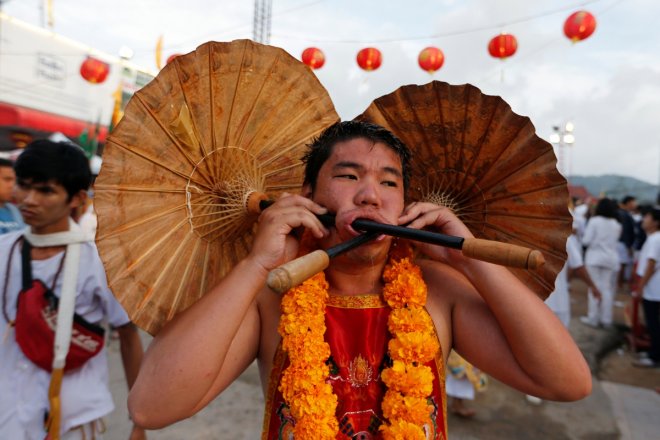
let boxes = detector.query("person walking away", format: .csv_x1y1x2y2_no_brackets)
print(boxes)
632,208,660,368
547,227,602,328
618,196,638,288
0,158,24,234
0,140,146,440
529,225,603,404
580,198,622,328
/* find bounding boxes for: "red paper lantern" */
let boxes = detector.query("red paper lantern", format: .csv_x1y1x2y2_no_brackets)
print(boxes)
80,56,110,84
418,46,444,74
301,47,325,69
488,33,518,59
356,47,382,71
564,11,597,42
166,54,182,65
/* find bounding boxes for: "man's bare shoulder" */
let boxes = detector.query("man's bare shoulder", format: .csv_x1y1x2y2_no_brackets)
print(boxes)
415,258,477,303
415,258,478,359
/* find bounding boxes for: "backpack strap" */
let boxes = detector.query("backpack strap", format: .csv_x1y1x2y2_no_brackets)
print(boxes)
21,238,32,291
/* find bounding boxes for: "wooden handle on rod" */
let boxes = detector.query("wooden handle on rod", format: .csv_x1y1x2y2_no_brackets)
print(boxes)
267,250,330,294
462,238,545,270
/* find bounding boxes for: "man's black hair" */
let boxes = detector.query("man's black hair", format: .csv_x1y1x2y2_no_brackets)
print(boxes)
621,195,636,205
648,208,660,223
301,121,412,194
0,158,13,168
14,140,91,199
594,197,620,220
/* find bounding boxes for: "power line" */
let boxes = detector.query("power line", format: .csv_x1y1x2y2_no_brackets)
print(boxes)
271,0,611,44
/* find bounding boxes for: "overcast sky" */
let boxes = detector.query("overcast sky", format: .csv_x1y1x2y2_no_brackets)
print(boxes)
4,0,660,184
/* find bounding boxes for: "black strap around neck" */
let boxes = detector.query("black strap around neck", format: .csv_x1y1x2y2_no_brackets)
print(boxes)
21,239,32,291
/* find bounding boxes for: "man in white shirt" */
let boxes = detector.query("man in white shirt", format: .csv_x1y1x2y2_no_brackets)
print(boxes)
632,208,660,368
0,140,146,439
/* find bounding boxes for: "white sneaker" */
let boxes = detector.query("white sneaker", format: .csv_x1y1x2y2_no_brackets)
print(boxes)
632,357,659,368
579,316,600,328
525,394,542,405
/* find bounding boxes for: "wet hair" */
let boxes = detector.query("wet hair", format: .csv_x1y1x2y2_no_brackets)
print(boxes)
14,140,91,199
301,121,412,193
0,158,13,169
594,197,620,220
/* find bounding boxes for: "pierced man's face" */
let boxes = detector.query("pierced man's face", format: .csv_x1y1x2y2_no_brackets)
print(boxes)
311,138,405,261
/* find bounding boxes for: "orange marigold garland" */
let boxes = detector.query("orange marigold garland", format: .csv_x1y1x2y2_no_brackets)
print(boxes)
380,241,438,439
278,240,438,439
278,271,338,438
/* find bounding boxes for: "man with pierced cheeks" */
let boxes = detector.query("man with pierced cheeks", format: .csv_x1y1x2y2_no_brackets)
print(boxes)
129,121,591,438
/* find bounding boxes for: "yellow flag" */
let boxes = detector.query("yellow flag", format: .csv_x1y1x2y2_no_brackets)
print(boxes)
46,0,54,29
155,35,163,70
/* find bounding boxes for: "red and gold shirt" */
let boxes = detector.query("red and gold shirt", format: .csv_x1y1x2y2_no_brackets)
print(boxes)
262,293,447,439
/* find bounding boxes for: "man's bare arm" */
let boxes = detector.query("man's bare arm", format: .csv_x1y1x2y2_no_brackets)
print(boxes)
116,323,147,440
128,257,266,428
402,202,591,401
128,194,329,428
450,261,591,400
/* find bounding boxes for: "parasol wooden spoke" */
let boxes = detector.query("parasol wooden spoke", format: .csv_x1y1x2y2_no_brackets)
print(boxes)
95,204,188,241
109,136,213,191
93,185,186,194
132,94,209,178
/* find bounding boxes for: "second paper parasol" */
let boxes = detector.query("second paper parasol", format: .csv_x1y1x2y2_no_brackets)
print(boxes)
355,81,571,300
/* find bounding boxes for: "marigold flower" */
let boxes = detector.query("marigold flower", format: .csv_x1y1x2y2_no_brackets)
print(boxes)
288,383,338,419
388,332,440,364
280,365,329,401
388,306,434,334
381,390,432,425
294,414,338,439
380,419,427,439
381,360,434,397
281,333,330,364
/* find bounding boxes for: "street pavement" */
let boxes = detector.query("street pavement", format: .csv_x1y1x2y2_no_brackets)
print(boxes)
103,281,660,439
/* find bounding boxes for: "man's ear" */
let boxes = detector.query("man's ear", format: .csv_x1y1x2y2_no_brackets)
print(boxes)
69,189,88,210
301,184,312,199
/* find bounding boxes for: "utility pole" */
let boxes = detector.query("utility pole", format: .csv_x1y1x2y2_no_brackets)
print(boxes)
253,0,272,44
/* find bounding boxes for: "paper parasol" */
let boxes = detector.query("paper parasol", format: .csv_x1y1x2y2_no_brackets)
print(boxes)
355,81,570,299
94,40,339,334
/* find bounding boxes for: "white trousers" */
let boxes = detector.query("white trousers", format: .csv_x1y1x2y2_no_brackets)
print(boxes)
61,419,105,440
586,265,617,326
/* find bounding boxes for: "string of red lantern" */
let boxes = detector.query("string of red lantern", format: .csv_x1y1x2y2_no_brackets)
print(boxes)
563,10,597,42
301,47,325,69
356,47,382,71
488,33,518,60
296,10,595,71
80,56,110,84
418,46,444,74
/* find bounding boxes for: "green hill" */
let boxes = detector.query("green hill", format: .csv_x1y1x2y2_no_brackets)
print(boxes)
569,175,658,204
